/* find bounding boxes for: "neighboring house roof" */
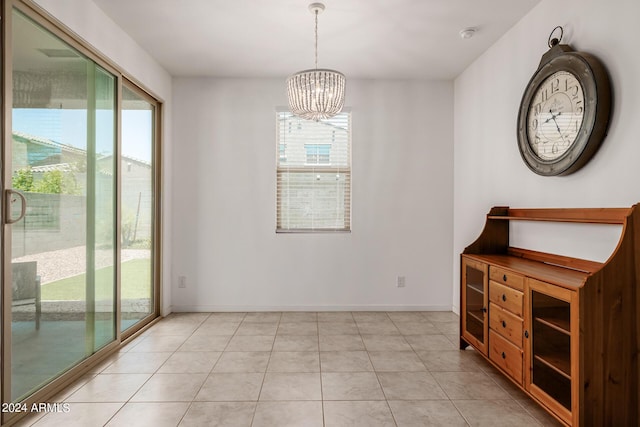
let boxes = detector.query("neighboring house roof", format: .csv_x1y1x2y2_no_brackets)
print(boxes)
31,163,74,173
13,131,87,156
13,131,151,168
99,154,151,168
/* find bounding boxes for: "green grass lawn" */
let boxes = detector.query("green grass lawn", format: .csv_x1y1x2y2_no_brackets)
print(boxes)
41,259,151,301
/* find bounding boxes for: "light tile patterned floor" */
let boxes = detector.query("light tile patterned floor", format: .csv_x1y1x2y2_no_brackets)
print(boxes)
18,311,562,426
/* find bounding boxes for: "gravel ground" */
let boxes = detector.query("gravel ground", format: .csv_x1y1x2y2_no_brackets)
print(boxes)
13,246,150,284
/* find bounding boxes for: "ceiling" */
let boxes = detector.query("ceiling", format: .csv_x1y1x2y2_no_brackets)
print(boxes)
93,0,541,79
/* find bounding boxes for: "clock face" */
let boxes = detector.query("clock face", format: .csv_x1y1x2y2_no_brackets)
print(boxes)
526,71,585,160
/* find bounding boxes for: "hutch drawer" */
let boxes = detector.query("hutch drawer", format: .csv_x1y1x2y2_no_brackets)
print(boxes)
489,280,523,317
489,329,523,385
490,266,524,291
489,302,523,347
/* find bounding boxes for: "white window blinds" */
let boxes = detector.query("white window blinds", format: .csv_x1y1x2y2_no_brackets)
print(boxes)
276,111,351,232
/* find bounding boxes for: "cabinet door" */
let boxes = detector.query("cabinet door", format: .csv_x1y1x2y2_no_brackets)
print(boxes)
461,257,488,356
524,278,578,426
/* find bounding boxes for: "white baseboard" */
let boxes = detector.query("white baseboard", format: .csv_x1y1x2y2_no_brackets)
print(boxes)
170,304,453,312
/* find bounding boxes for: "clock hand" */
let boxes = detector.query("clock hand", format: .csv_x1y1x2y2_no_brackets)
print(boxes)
544,109,560,124
551,116,562,134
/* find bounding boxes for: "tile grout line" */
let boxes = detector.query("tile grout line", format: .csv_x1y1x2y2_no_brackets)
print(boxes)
367,328,402,426
317,317,325,427
450,400,474,427
157,312,243,426
386,314,431,427
101,314,211,426
47,316,233,424
92,313,212,426
248,312,280,426
177,312,246,426
362,322,399,426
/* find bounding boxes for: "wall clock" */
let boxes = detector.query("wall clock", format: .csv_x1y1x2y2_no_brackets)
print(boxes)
517,27,612,176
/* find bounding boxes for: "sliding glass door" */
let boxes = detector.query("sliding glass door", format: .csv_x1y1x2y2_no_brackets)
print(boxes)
7,9,117,401
1,3,161,419
121,83,157,333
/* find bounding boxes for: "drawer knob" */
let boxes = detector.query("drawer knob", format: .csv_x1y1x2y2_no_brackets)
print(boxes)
481,307,487,313
501,320,506,328
501,352,506,359
503,274,507,281
502,294,507,302
525,330,529,339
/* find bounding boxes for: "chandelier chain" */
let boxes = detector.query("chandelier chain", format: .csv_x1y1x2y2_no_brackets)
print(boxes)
314,9,318,69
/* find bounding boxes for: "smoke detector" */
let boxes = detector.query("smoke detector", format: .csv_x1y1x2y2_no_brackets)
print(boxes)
459,27,477,39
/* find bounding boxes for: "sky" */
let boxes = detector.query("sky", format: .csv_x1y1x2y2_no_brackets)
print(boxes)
13,108,153,162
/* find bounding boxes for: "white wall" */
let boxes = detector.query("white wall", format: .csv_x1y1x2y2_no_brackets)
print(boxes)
38,0,633,315
33,0,174,315
453,0,640,312
172,78,453,311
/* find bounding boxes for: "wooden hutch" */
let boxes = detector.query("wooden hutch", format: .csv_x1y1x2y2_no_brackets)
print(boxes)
460,205,640,426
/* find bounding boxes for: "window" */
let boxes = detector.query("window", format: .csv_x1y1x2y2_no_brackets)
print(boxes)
305,144,331,165
276,111,351,232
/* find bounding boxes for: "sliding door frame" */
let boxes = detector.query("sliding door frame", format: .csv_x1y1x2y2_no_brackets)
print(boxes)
0,1,163,424
120,78,162,341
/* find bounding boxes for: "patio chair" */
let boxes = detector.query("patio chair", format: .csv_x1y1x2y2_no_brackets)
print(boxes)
12,261,41,330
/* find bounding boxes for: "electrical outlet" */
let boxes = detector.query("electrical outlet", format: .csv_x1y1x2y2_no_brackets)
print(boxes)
178,276,187,288
396,276,406,288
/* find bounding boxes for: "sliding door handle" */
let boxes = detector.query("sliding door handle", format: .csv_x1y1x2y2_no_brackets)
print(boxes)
5,189,27,224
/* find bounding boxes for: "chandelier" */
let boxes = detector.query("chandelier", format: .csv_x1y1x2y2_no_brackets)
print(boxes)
287,2,345,121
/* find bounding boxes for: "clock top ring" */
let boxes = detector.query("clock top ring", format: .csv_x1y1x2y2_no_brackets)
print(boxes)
547,26,563,48
516,27,612,176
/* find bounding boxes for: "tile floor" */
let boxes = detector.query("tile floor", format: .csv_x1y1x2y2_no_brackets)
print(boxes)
17,311,562,426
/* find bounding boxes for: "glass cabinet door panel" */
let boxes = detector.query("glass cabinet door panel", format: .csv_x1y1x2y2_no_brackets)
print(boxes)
465,265,485,342
461,258,488,355
531,290,571,411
